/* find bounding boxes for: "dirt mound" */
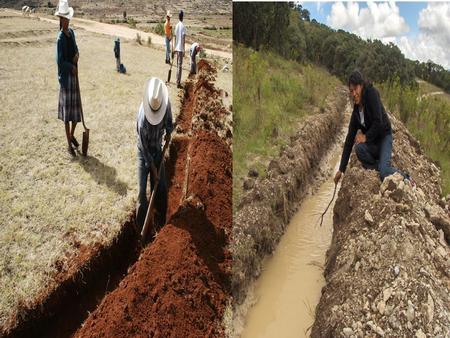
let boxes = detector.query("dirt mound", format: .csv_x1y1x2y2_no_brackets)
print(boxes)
231,87,349,311
74,61,232,337
311,116,450,337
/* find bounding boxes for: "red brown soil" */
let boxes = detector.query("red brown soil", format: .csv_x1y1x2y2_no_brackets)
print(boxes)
166,136,190,219
74,61,231,337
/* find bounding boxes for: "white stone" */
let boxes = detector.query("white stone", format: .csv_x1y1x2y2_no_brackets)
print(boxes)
365,210,375,225
377,300,386,315
406,300,415,322
415,329,426,338
383,287,393,302
343,327,354,337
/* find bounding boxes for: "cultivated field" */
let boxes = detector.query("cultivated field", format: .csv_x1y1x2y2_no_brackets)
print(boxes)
1,0,232,53
0,9,231,331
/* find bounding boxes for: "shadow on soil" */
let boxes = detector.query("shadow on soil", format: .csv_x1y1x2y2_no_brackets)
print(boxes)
77,155,129,196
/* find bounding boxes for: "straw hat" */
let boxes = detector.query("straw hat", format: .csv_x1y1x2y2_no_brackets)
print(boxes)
55,0,74,20
143,77,168,125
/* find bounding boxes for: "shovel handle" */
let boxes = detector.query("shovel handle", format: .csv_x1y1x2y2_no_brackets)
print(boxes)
141,135,172,241
75,70,88,132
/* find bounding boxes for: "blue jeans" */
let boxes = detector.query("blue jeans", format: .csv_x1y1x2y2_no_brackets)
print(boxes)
165,37,171,63
136,148,167,229
355,133,402,181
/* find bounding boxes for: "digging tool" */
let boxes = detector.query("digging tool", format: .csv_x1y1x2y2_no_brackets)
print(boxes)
318,182,338,227
141,136,171,241
76,72,90,156
167,56,174,83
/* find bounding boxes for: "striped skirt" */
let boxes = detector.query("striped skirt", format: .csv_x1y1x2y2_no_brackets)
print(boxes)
58,74,82,123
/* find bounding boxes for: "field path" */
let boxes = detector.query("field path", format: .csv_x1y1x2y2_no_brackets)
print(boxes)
4,8,232,60
421,91,444,98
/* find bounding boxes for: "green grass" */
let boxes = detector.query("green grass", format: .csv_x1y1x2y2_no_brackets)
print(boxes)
233,45,340,208
378,78,450,195
417,78,450,104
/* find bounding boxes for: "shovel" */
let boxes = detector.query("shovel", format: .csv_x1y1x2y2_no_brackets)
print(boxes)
76,73,89,156
141,136,171,241
167,55,174,83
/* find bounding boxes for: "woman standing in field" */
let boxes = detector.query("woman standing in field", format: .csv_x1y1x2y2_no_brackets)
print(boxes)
55,0,80,156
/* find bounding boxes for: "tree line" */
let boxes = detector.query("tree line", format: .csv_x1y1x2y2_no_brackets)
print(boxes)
233,2,450,92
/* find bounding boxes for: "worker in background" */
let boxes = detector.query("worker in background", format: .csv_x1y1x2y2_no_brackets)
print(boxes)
189,42,202,75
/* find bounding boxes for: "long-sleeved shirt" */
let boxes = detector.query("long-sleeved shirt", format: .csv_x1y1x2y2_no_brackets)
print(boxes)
339,84,392,173
56,28,78,88
190,42,199,61
136,101,173,166
114,40,120,58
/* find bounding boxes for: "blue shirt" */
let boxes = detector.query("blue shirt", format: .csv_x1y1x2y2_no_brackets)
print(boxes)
136,102,173,166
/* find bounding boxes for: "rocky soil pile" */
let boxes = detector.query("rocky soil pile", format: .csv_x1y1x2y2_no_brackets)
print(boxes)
311,115,450,337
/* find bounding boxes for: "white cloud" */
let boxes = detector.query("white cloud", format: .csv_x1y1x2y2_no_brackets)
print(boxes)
327,1,409,39
396,3,450,69
316,2,324,16
326,1,449,68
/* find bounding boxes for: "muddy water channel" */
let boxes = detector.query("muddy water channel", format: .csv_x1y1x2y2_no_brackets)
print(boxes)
241,154,340,338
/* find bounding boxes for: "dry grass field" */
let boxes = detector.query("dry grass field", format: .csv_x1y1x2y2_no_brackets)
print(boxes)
0,9,231,328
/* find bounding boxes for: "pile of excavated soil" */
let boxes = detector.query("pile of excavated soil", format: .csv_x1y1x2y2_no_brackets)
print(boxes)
311,115,450,337
231,87,349,314
75,60,232,337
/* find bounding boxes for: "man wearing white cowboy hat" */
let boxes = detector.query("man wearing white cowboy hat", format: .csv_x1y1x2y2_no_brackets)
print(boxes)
189,42,202,75
164,10,173,64
55,0,81,156
136,77,173,230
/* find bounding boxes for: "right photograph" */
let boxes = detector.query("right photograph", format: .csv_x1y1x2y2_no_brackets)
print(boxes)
231,2,450,338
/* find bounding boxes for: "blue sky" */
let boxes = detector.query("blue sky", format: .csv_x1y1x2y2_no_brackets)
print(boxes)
300,2,449,69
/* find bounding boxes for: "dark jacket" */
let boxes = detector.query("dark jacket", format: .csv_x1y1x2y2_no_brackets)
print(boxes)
56,28,78,89
339,84,392,173
114,40,120,58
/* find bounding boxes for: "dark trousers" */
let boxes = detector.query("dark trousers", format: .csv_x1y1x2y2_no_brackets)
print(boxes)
136,148,167,229
355,133,402,181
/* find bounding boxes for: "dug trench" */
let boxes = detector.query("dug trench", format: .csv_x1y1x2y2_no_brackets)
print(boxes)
233,87,449,337
3,60,232,337
231,86,350,334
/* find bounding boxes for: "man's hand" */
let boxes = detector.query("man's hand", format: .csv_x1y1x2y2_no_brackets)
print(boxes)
72,65,78,76
355,130,366,144
334,170,342,184
73,52,79,64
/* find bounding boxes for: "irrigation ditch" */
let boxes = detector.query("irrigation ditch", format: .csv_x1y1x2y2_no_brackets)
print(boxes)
232,87,449,337
231,86,349,336
3,60,233,338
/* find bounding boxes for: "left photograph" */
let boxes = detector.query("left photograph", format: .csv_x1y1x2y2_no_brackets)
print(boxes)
0,0,232,337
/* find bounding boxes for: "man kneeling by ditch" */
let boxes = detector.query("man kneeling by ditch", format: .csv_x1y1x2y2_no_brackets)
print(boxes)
335,71,414,185
136,77,173,230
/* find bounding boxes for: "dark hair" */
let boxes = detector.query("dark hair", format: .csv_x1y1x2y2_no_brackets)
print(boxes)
179,10,184,21
348,71,364,86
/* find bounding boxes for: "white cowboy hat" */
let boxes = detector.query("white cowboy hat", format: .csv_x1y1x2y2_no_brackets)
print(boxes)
55,0,74,20
143,77,168,125
166,10,172,18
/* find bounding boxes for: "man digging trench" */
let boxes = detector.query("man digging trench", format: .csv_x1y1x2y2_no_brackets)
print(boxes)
136,77,173,232
335,71,414,185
